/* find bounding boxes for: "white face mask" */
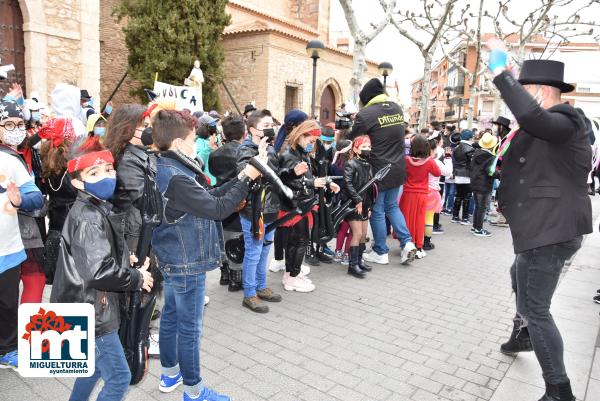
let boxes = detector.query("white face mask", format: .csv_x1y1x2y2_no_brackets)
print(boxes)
532,88,544,107
2,127,27,146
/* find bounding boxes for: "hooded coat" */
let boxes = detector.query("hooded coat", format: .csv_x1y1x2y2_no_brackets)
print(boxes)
50,83,86,138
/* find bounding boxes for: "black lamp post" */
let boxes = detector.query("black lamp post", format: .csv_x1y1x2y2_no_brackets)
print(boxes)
306,40,325,119
378,61,393,89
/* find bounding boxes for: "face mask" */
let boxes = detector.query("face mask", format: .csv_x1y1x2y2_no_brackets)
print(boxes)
323,143,332,151
178,138,197,159
302,143,314,153
31,112,41,122
94,127,106,136
263,128,275,139
359,149,371,159
533,89,544,107
84,177,116,201
141,127,153,146
104,104,113,115
2,127,27,146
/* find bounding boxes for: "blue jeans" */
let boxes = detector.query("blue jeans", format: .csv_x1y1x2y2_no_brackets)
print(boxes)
159,271,206,396
370,186,412,255
444,183,456,210
240,217,274,298
69,331,131,401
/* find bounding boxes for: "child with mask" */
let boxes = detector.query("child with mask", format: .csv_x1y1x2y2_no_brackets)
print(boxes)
343,135,374,278
50,136,154,400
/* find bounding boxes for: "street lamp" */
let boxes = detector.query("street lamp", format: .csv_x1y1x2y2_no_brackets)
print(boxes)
378,61,393,89
306,39,325,119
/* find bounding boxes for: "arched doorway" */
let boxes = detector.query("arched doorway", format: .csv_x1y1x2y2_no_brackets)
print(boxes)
319,85,335,125
0,0,26,95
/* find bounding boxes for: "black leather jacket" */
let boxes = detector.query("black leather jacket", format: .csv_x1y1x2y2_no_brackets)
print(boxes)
453,141,475,178
279,146,316,211
111,144,156,250
236,138,281,222
343,157,373,206
50,192,143,336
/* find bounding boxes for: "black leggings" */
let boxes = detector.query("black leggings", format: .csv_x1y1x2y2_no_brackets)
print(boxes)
283,216,310,277
453,183,472,220
274,227,288,261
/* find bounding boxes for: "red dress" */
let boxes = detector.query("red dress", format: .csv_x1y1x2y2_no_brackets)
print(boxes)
399,157,441,248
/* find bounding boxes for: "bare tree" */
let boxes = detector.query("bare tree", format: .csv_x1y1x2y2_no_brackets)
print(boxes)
338,0,396,107
484,0,600,66
388,0,460,129
439,0,487,129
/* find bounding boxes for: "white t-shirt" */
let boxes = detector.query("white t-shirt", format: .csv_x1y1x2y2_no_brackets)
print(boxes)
0,151,32,256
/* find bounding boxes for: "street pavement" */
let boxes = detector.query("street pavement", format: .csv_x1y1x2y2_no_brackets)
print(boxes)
2,197,599,401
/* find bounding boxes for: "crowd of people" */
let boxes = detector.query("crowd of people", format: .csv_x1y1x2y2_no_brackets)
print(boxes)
0,48,596,401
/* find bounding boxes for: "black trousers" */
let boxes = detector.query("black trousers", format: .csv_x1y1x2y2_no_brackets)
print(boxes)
452,183,472,220
274,227,288,261
472,191,491,230
284,216,310,277
0,266,21,355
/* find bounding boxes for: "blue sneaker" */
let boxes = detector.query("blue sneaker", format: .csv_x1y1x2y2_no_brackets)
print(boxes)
184,387,231,401
159,371,183,393
322,246,335,256
0,350,18,371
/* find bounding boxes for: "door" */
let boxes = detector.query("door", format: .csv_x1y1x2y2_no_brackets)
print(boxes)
319,85,335,125
0,0,26,96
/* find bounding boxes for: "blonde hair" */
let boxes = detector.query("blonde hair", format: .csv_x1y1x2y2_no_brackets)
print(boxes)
287,120,320,150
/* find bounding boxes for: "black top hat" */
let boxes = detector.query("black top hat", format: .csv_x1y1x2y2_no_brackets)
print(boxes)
80,89,91,100
492,116,511,129
517,60,574,93
243,104,257,115
450,132,462,144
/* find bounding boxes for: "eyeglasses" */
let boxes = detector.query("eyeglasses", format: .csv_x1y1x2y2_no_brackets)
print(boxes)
0,121,26,131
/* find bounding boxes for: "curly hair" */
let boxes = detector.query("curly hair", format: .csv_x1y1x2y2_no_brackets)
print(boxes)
103,104,146,163
41,141,70,179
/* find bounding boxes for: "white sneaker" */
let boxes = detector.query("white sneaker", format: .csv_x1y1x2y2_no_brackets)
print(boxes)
204,295,210,306
415,249,427,259
301,264,311,276
362,250,389,265
298,272,312,284
400,242,417,265
269,259,285,272
148,333,160,357
282,272,315,292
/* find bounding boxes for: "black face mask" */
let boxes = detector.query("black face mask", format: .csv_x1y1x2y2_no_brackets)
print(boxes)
359,149,371,159
141,127,154,146
263,128,275,139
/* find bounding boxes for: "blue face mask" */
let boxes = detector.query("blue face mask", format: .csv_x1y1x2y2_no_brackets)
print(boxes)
94,127,106,136
31,112,41,122
104,104,113,115
84,177,116,200
303,143,314,153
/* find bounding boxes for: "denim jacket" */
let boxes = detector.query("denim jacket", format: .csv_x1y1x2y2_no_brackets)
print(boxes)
153,155,223,274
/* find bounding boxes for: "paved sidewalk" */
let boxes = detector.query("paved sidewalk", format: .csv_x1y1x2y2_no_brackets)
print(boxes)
2,198,599,401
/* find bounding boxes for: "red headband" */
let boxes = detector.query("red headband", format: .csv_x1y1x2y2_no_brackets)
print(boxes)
143,103,159,119
67,150,114,173
353,136,371,148
306,128,321,137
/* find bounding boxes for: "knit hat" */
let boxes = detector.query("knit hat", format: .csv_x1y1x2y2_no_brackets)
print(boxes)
274,108,308,152
0,100,24,121
359,78,385,106
460,130,474,141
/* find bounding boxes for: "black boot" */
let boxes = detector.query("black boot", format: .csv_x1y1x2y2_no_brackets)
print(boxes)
305,246,320,266
228,268,243,292
220,262,230,285
538,380,575,401
423,236,435,251
452,196,463,221
500,320,533,355
347,246,366,278
357,243,372,272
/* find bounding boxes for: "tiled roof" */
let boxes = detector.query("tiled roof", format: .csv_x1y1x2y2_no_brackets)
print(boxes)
227,0,319,35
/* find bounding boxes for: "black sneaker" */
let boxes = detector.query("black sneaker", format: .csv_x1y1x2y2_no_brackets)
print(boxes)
432,225,444,234
470,227,476,233
451,217,461,223
473,229,492,237
460,218,471,225
594,294,600,304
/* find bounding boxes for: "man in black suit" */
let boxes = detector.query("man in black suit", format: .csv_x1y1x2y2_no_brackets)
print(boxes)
489,50,592,401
